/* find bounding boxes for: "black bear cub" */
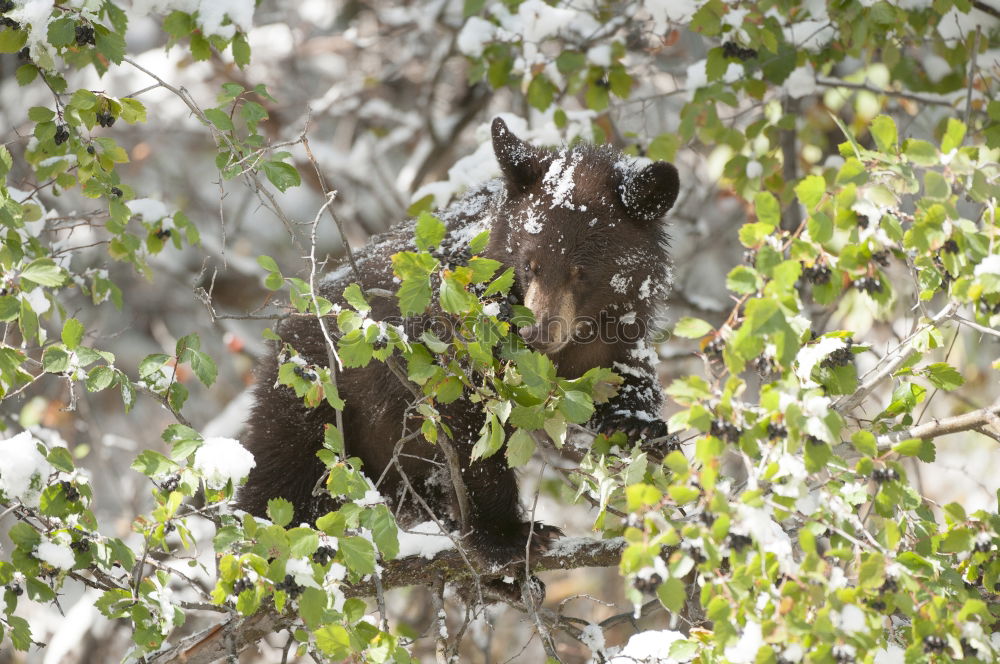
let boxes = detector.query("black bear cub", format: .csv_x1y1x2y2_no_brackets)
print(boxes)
238,118,679,563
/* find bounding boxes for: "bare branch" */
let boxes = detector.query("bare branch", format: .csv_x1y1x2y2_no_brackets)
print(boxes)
878,401,1000,449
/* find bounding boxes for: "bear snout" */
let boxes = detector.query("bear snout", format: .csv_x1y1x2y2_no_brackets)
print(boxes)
518,318,572,354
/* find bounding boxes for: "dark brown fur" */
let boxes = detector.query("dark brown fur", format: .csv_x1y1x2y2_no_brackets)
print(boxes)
238,118,679,562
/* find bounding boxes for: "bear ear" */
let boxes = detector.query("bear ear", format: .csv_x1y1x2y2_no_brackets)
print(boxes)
492,117,547,191
619,161,680,221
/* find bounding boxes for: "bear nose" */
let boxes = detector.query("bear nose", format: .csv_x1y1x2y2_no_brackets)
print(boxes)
518,323,544,347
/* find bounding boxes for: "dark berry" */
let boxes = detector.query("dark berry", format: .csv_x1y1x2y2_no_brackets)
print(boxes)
857,214,874,229
922,635,946,654
821,340,854,369
293,365,316,382
710,418,741,443
312,545,336,565
698,511,716,526
60,480,79,501
802,263,831,285
17,46,29,60
722,41,757,60
160,474,180,493
868,599,886,611
942,239,959,253
973,534,992,553
371,335,388,351
7,583,23,596
832,645,855,663
704,338,725,358
154,228,172,240
767,421,787,439
680,540,706,564
232,576,253,595
75,24,95,46
163,521,175,534
0,17,19,29
804,434,825,446
879,576,898,593
742,249,756,264
96,111,115,127
727,533,753,552
276,573,303,598
871,467,899,483
633,573,662,594
54,125,70,145
0,1,13,13
70,538,91,552
86,145,95,154
853,277,883,294
109,187,123,198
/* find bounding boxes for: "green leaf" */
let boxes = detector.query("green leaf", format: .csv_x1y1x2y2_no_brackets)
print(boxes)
232,31,251,68
61,318,84,350
414,211,446,251
261,161,301,192
469,230,490,254
20,258,66,287
903,139,937,166
86,365,116,392
130,450,177,477
794,175,826,210
339,535,376,575
941,117,966,152
656,577,685,613
673,317,712,339
526,74,555,111
267,498,294,527
315,624,351,658
726,265,759,294
558,390,593,424
922,362,964,391
42,346,70,373
851,431,877,457
0,296,19,322
204,108,234,131
892,438,935,462
483,267,515,297
47,18,76,48
505,428,536,468
870,114,897,153
439,274,474,314
754,191,780,227
923,170,950,200
95,29,126,64
0,28,27,54
343,283,370,313
647,133,679,162
367,504,399,560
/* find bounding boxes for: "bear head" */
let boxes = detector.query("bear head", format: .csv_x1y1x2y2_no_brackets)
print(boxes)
487,117,679,357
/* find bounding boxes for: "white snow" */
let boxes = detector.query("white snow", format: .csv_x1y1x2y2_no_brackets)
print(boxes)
832,604,868,635
0,431,53,508
974,254,1000,277
457,16,496,57
733,504,796,574
783,64,818,99
795,337,847,388
397,521,454,559
609,629,689,663
127,198,171,222
723,620,763,663
356,489,383,506
580,623,605,654
36,539,75,570
745,160,763,179
874,645,905,664
131,0,255,39
193,437,256,489
644,0,703,32
587,44,613,67
285,556,320,588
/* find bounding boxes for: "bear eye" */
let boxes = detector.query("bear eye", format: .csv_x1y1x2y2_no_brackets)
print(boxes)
525,261,539,275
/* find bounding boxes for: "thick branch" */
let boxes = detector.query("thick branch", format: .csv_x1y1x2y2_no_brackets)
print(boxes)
878,402,1000,449
151,537,626,664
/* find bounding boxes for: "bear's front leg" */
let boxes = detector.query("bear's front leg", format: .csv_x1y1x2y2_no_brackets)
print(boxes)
590,349,673,449
459,449,562,565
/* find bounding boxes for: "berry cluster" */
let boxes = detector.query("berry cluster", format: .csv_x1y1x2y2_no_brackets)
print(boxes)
232,576,254,595
942,239,959,253
371,333,388,351
0,17,19,29
852,276,883,294
60,480,79,501
820,338,854,369
710,418,741,443
293,365,317,382
86,145,95,155
70,537,91,553
752,355,780,381
680,540,706,564
312,545,336,565
96,111,115,127
632,573,662,594
0,0,14,12
703,337,725,359
767,421,787,439
6,583,23,597
698,511,715,527
160,474,180,493
871,467,899,483
54,125,70,145
163,521,175,534
722,41,757,60
867,599,886,612
110,186,122,198
879,576,898,593
155,228,172,240
726,533,753,552
801,263,831,285
922,636,946,654
274,573,303,598
857,214,875,229
831,645,856,663
75,23,95,46
973,533,992,553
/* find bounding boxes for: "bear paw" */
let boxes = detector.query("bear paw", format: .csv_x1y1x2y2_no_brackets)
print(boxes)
469,521,563,566
594,412,670,445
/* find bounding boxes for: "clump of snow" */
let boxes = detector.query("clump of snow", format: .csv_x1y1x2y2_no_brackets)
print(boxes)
609,629,690,663
645,0,704,33
285,557,320,588
36,537,75,570
193,437,256,489
745,160,763,179
974,254,1000,277
832,603,868,634
733,504,796,574
874,644,905,664
356,489,383,506
397,521,454,559
127,198,171,222
795,337,848,388
0,431,53,508
586,44,612,67
579,623,605,654
457,16,496,57
783,64,818,99
724,620,763,663
131,0,255,40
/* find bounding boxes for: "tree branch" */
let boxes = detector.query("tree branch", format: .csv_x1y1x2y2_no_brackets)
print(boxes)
878,401,1000,449
150,537,627,664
